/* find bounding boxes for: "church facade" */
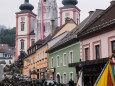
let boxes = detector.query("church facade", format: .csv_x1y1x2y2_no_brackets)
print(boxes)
15,0,58,60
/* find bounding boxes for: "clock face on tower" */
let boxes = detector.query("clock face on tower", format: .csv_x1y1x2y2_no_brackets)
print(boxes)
21,17,25,22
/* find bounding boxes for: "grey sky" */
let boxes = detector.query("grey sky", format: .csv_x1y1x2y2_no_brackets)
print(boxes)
0,0,112,28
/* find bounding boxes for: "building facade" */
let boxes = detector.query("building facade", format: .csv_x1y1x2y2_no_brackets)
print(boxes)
47,42,80,84
70,1,115,86
0,44,14,66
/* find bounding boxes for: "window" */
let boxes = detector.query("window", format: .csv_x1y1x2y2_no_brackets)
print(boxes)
31,39,35,46
85,48,89,60
69,51,73,63
111,40,115,53
33,57,35,63
95,45,100,59
38,54,39,58
4,54,7,57
21,22,25,31
69,72,73,80
63,53,67,66
21,40,24,49
9,60,11,64
43,51,44,57
51,58,54,68
63,73,67,84
57,56,60,67
36,46,38,50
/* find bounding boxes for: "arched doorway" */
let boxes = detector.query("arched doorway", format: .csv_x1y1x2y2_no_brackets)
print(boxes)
57,74,60,83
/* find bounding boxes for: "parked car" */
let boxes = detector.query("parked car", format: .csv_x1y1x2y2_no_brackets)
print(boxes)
22,75,31,81
43,80,57,86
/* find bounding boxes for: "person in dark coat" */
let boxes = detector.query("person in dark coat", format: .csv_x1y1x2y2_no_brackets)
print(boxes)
68,79,74,86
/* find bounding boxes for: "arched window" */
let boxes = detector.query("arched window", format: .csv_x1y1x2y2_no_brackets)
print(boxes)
20,39,24,50
57,55,60,67
31,39,35,46
21,22,25,31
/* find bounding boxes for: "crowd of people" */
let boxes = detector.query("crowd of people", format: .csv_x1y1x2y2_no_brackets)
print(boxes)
0,75,75,86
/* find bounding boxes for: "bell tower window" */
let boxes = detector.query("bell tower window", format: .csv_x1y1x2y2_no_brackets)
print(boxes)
21,22,25,31
20,40,24,50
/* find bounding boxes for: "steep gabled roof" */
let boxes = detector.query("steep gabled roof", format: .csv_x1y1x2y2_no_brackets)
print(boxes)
25,19,76,58
79,1,115,37
46,9,104,53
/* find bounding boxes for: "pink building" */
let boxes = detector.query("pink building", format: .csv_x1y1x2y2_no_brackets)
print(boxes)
70,1,115,85
79,1,115,61
0,44,9,50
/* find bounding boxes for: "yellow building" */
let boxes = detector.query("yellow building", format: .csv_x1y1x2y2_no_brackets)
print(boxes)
23,19,77,79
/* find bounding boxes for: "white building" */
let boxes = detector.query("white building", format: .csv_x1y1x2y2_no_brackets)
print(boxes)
0,49,14,66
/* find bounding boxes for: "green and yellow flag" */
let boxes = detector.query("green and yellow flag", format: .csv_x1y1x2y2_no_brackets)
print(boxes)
94,61,115,86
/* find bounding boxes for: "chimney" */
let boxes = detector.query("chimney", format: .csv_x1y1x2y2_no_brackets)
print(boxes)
88,11,94,16
65,17,71,23
51,19,55,35
110,0,115,5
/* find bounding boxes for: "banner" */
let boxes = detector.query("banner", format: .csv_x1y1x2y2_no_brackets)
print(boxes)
77,71,83,86
94,61,115,86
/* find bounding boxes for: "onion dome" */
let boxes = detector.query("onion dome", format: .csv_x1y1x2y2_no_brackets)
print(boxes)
19,0,34,11
62,0,78,6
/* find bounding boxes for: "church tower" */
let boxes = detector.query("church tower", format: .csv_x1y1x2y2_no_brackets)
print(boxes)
15,0,37,61
60,0,80,26
36,0,58,40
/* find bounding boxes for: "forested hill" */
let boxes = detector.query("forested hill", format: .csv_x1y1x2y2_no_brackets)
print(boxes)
0,27,16,47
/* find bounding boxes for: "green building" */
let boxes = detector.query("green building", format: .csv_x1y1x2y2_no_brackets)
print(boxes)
46,8,102,84
46,27,80,84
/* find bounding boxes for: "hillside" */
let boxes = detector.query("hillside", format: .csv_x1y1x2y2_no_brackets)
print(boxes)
0,27,16,47
0,25,6,32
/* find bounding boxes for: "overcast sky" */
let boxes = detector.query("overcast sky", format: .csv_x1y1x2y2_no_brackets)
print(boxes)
0,0,112,28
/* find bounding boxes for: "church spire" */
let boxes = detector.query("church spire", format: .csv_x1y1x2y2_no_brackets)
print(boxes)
62,0,78,6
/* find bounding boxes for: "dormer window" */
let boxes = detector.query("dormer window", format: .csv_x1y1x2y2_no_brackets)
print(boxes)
31,39,35,46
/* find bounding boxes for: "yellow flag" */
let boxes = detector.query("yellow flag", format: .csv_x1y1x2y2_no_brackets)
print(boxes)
94,61,115,86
